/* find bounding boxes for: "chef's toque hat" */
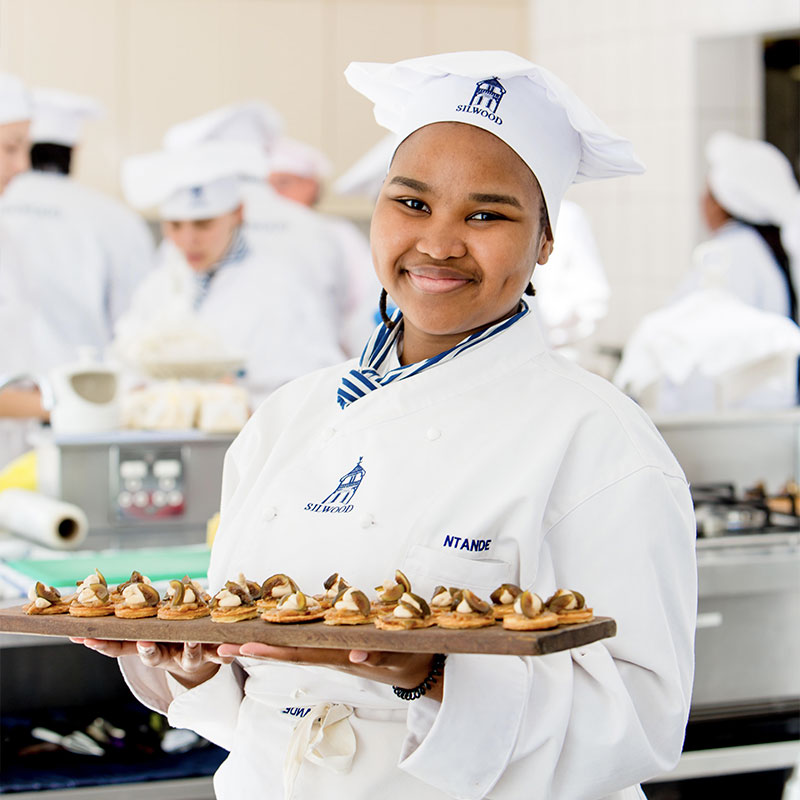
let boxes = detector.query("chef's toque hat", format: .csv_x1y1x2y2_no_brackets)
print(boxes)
268,136,333,180
121,141,268,220
0,73,32,125
334,133,399,199
30,88,102,146
163,101,283,152
706,131,800,229
344,51,645,228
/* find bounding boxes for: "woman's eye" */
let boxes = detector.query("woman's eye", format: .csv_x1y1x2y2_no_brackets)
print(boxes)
396,198,428,212
469,211,505,222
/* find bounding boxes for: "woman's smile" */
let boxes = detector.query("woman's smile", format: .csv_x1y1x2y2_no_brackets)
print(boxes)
403,265,474,294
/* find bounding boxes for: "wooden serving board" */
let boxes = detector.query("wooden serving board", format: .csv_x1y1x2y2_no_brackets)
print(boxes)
0,605,615,656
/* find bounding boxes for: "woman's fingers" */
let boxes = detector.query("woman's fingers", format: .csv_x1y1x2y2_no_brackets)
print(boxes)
70,638,139,658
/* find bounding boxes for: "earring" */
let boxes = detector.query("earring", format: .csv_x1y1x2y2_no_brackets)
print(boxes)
379,288,397,329
524,282,536,297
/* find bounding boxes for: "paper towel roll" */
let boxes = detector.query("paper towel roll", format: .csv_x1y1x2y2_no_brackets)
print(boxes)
0,489,88,549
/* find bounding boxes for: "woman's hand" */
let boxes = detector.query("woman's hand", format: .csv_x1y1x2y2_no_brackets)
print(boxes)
217,643,444,702
70,638,236,689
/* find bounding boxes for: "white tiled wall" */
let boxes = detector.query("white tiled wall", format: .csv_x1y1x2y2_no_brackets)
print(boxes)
530,0,800,348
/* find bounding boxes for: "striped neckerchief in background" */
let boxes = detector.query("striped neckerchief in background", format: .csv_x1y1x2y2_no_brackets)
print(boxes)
337,299,530,409
193,228,249,310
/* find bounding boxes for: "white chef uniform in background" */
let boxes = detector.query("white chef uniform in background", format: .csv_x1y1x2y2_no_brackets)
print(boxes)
0,88,154,370
0,73,32,195
268,135,381,352
163,104,357,354
618,131,800,413
116,142,344,405
119,51,695,800
533,198,610,350
674,131,799,320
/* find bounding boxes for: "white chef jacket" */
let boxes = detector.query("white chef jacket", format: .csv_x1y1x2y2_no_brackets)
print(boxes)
121,310,696,800
115,238,345,404
0,171,154,369
673,220,791,318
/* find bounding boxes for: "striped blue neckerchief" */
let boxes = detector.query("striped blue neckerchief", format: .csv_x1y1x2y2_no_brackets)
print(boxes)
337,299,530,409
193,228,250,310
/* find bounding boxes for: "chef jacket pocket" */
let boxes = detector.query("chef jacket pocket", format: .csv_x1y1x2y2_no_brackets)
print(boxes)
403,544,514,600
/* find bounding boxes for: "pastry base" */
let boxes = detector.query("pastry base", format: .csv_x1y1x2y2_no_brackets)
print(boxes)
69,604,115,617
492,603,516,619
261,607,326,624
157,604,211,620
22,602,70,615
436,612,496,629
211,606,259,623
323,609,377,625
374,615,437,630
114,605,158,619
502,612,560,631
255,599,280,611
556,608,594,625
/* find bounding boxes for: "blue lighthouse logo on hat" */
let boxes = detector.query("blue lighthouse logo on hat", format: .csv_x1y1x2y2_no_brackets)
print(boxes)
304,457,366,515
456,77,506,126
189,186,204,206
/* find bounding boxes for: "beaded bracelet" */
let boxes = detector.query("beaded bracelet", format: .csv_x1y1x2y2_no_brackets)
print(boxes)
392,653,447,700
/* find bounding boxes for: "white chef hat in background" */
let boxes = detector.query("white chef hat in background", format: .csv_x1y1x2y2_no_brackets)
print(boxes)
267,136,333,180
344,50,645,228
121,141,268,220
30,88,102,146
333,133,399,199
163,101,284,152
707,131,800,228
0,73,32,125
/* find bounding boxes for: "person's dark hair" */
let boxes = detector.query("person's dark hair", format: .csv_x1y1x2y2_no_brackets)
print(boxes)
737,219,797,320
30,143,72,175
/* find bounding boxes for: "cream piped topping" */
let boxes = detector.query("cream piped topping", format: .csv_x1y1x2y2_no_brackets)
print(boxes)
77,587,105,606
215,589,242,608
270,583,293,599
279,593,321,612
498,589,516,605
334,588,360,612
456,597,473,614
78,574,101,591
122,584,146,606
393,592,423,618
431,589,452,607
34,596,52,609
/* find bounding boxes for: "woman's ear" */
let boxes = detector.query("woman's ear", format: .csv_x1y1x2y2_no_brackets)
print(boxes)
537,234,554,265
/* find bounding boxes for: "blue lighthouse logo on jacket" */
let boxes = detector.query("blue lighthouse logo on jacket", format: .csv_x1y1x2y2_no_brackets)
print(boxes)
455,77,506,126
305,457,366,515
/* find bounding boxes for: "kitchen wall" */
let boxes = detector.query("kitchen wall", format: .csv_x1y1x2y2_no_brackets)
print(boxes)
1,0,798,352
530,0,800,349
0,0,529,220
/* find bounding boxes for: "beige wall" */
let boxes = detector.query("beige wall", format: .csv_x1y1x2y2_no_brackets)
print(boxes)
0,0,530,215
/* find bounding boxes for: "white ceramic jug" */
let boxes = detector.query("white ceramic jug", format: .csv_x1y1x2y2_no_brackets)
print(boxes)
49,348,121,434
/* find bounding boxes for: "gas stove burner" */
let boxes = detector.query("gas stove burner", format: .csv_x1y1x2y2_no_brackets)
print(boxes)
691,482,799,538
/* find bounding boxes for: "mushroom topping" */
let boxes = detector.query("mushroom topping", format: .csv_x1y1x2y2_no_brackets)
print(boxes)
392,591,431,619
236,573,262,601
546,589,584,613
456,589,491,615
490,583,522,606
77,582,110,606
514,590,545,618
333,587,371,615
324,573,351,599
261,574,299,600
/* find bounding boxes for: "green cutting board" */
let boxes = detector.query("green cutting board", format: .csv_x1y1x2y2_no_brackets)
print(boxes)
5,546,210,588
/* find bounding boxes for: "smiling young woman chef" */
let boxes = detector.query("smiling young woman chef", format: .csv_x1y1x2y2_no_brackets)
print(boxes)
73,52,697,800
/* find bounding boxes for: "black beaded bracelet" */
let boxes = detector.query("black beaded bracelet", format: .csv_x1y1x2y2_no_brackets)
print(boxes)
392,653,447,701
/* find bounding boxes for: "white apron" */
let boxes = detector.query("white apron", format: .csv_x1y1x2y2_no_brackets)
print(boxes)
122,312,696,799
